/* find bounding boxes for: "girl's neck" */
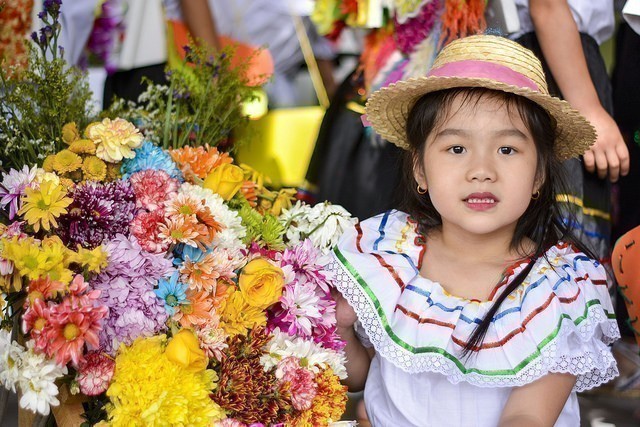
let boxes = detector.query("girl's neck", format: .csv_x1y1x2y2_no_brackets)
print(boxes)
432,224,524,265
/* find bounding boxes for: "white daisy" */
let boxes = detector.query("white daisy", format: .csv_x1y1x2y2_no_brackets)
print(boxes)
0,329,24,393
307,203,357,253
261,328,347,379
17,342,67,416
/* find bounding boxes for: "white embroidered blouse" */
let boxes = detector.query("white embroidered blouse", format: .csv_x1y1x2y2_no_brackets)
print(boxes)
326,210,619,426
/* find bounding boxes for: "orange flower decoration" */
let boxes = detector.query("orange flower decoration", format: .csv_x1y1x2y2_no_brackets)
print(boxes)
27,276,68,304
240,181,259,208
165,194,223,248
180,253,221,293
158,216,206,248
173,289,215,328
169,145,233,181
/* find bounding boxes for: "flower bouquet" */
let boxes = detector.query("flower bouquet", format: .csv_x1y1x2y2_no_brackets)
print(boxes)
0,120,357,427
0,3,358,426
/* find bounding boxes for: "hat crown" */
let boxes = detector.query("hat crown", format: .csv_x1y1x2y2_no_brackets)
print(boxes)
431,35,549,95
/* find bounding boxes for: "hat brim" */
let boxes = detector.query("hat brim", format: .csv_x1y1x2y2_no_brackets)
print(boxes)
364,76,596,161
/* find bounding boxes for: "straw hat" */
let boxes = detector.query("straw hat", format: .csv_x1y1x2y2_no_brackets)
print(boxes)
364,35,596,160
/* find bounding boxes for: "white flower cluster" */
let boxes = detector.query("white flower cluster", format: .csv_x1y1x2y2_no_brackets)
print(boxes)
280,202,357,253
260,328,347,379
0,329,67,416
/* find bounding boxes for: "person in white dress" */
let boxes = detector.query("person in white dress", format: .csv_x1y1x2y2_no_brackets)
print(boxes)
328,35,620,426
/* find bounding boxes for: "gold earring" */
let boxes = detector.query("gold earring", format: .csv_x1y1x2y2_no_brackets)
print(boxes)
417,184,427,195
531,190,540,200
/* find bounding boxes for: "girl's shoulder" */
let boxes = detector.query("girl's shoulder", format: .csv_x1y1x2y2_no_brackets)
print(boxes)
326,219,620,391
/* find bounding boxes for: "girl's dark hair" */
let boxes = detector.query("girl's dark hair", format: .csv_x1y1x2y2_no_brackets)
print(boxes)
400,87,596,356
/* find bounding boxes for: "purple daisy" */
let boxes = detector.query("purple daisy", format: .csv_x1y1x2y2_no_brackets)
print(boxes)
280,239,331,294
0,166,38,220
57,180,136,249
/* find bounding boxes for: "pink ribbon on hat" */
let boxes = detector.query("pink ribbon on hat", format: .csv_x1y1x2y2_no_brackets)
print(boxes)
427,60,540,91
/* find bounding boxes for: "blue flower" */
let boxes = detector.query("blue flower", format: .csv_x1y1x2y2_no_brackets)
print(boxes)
172,244,210,268
154,272,188,315
120,140,183,181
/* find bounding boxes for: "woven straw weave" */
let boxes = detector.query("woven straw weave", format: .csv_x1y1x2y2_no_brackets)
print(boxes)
364,35,596,160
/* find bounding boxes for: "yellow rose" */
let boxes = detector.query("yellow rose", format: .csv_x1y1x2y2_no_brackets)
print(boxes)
165,329,208,372
203,164,244,201
238,258,285,309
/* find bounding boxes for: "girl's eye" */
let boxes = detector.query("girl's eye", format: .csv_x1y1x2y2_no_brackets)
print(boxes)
499,146,516,155
448,146,465,154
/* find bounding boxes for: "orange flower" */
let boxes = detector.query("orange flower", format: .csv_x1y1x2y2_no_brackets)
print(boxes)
240,181,259,208
169,145,233,181
27,276,68,304
158,216,206,248
180,253,221,293
165,193,203,218
165,194,223,247
173,289,215,328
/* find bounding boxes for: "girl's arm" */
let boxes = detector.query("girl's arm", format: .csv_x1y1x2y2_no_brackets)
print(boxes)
529,0,630,182
333,289,374,391
499,373,576,427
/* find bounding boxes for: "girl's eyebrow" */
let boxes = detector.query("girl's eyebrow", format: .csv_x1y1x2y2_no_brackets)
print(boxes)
494,129,528,140
435,128,528,139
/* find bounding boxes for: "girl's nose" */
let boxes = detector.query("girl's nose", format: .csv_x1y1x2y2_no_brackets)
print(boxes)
466,152,497,182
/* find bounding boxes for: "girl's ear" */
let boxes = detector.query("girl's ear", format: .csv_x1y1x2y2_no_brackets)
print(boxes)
413,156,427,188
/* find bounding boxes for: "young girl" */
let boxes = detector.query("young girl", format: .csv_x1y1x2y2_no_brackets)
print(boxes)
328,35,620,426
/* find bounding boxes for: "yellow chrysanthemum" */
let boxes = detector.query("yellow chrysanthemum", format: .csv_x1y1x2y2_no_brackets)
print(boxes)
105,162,122,181
72,245,108,274
0,293,6,311
68,138,97,155
106,335,225,427
59,177,75,189
219,289,266,336
1,237,73,284
42,155,56,172
18,180,73,232
62,122,80,144
87,118,143,163
291,369,348,426
52,149,83,174
82,156,107,182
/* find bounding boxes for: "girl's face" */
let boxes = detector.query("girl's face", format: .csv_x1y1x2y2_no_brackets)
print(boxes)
413,93,541,240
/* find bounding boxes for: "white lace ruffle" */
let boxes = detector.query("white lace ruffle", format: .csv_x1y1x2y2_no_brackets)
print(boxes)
329,257,620,391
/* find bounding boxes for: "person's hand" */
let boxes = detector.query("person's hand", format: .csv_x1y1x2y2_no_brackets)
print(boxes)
582,107,630,182
331,288,357,331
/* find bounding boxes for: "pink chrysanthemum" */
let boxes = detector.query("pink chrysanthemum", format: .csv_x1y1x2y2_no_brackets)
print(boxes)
76,351,115,396
269,282,322,338
195,321,228,361
130,210,170,254
275,356,317,410
21,298,51,352
45,275,108,366
129,169,179,212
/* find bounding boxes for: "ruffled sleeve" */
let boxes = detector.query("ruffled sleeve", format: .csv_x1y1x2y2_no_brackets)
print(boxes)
325,210,620,391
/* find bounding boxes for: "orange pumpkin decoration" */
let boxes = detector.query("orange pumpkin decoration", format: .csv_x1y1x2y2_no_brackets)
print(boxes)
612,224,640,348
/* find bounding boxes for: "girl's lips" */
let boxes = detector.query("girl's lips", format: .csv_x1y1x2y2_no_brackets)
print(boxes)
464,192,499,202
464,192,498,211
